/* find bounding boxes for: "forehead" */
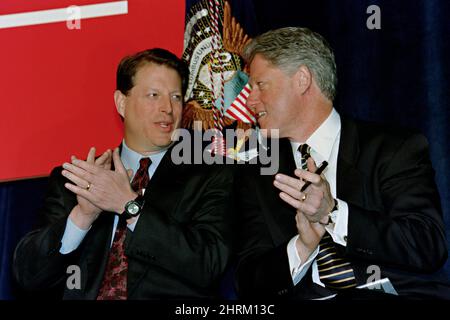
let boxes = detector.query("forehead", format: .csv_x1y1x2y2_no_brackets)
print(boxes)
249,54,272,74
249,54,286,83
133,62,181,87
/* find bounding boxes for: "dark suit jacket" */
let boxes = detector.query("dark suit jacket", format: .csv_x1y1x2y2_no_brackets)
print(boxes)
235,117,449,299
13,144,235,299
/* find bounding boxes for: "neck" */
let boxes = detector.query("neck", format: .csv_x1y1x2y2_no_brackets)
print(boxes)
123,138,172,156
288,98,333,143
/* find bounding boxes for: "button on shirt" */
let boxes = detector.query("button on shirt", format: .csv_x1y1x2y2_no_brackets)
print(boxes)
59,141,167,254
286,108,350,287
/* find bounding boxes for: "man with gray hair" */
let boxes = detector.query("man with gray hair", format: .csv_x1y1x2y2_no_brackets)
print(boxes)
235,27,448,299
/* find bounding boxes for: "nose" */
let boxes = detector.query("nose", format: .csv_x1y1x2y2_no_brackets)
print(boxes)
160,95,173,114
246,87,259,110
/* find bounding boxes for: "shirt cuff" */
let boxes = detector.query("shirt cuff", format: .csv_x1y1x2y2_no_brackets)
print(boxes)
324,198,348,247
127,215,140,232
287,235,320,285
287,235,301,275
60,217,90,254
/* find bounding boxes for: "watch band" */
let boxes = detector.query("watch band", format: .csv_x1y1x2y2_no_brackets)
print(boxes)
121,194,145,219
121,210,134,220
319,198,338,226
133,194,145,206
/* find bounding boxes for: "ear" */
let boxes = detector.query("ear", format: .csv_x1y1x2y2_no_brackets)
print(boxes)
114,90,126,118
295,65,312,95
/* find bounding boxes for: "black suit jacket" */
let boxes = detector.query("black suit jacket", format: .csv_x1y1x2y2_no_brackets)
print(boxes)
13,144,235,299
235,117,449,299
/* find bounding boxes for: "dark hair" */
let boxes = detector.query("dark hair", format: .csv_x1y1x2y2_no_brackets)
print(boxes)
116,48,189,97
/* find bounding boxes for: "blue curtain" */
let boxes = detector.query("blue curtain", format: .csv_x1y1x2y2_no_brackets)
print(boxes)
0,178,48,299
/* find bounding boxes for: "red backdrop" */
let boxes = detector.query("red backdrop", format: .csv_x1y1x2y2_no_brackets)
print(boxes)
0,0,184,181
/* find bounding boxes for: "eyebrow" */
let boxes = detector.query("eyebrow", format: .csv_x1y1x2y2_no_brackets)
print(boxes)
146,87,181,93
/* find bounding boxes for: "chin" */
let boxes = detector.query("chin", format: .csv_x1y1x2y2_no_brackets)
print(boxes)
156,137,174,148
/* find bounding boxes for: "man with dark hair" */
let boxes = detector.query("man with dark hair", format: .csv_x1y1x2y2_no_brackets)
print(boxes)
13,48,234,299
235,27,448,299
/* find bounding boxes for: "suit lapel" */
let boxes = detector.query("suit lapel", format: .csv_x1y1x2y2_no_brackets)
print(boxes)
336,118,367,209
259,138,299,245
66,143,185,299
126,144,187,296
144,144,186,210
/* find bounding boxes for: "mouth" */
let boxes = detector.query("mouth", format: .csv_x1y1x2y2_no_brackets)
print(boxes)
256,111,267,119
155,121,174,132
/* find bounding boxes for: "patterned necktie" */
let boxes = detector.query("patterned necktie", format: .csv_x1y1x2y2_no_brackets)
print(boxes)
97,157,151,300
298,144,357,290
299,144,311,170
130,158,152,194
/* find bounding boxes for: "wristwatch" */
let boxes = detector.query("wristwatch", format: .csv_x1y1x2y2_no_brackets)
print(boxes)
320,198,338,226
121,194,145,220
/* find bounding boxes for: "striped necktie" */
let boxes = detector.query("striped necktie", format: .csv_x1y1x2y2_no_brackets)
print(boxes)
298,144,357,290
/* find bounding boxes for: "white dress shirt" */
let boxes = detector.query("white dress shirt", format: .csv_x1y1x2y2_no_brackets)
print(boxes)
59,140,167,254
286,108,350,287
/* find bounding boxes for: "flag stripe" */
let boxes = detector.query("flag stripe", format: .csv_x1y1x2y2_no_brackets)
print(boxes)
227,102,256,122
235,95,248,108
242,85,251,96
231,106,252,122
226,108,251,123
224,82,256,124
231,100,256,120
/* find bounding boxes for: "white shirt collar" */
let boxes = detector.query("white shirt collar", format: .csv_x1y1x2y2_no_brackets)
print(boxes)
120,140,167,179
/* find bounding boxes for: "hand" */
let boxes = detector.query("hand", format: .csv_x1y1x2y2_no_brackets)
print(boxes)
63,147,111,229
273,157,335,224
63,148,137,215
295,211,326,262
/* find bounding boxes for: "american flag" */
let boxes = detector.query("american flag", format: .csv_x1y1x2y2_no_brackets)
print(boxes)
224,83,256,124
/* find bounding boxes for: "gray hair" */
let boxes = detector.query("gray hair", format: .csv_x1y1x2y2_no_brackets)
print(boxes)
243,27,337,101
